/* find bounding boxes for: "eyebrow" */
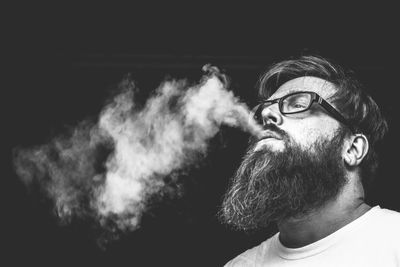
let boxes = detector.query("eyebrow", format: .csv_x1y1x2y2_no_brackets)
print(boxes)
266,89,302,100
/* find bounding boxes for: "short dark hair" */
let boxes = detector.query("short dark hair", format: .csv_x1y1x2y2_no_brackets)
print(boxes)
258,55,388,194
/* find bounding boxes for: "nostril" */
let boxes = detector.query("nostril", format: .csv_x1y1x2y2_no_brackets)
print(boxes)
261,107,282,126
264,116,278,125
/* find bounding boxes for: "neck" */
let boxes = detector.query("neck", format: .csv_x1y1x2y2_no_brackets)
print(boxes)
277,177,371,248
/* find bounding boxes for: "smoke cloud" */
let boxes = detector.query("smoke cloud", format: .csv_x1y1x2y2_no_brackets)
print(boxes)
13,65,262,232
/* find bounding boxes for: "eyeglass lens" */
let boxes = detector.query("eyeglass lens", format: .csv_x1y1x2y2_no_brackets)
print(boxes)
282,93,312,113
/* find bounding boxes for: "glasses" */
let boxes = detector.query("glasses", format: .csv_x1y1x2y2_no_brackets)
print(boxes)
252,91,352,129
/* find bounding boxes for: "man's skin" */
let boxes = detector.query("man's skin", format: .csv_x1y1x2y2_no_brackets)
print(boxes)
256,76,371,248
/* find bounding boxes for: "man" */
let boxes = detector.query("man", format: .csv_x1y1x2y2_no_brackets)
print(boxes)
220,55,400,266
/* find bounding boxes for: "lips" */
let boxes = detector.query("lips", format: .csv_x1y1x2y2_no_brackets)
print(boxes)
258,130,282,141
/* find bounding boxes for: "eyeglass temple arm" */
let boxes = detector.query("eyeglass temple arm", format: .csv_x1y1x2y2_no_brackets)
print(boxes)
316,96,351,129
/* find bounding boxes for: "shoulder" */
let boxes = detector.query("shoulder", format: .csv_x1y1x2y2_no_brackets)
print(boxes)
223,235,276,267
368,206,400,239
372,206,400,226
366,206,400,260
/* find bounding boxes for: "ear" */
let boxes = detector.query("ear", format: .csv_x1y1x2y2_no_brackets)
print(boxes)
343,134,369,167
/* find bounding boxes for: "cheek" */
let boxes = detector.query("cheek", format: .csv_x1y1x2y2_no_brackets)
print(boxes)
285,119,339,148
291,128,320,147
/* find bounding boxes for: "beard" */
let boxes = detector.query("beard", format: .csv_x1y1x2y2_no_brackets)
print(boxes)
219,126,348,231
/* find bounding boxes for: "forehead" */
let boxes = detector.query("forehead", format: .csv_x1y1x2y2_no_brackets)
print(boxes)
271,76,337,99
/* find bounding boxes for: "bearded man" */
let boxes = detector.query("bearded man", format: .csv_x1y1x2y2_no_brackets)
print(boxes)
220,55,400,266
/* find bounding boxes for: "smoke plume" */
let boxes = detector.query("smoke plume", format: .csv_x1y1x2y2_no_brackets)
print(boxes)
13,65,262,231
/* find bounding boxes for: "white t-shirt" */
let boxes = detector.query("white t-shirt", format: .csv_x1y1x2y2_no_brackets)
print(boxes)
224,206,400,267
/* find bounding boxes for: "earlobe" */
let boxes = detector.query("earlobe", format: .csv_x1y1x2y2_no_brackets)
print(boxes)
345,134,369,167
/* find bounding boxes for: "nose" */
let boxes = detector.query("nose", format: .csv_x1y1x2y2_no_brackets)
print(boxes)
260,104,283,126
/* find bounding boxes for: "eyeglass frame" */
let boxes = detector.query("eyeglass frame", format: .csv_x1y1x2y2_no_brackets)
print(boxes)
252,91,352,130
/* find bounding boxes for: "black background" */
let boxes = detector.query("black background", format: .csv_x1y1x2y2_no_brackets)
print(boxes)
4,3,400,266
